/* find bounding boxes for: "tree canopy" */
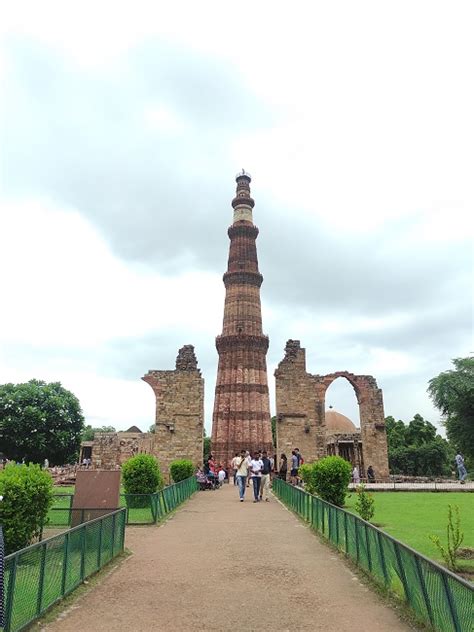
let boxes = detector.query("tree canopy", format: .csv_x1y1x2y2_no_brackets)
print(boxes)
81,424,116,441
428,356,474,462
0,379,84,465
385,413,453,476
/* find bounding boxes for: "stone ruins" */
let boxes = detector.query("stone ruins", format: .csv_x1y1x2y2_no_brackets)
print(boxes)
81,173,389,479
81,345,204,482
275,340,389,479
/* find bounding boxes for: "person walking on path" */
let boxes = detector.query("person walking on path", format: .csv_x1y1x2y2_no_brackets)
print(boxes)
250,451,263,502
279,453,288,481
245,450,252,487
230,453,239,485
235,450,249,501
259,450,272,501
455,453,468,483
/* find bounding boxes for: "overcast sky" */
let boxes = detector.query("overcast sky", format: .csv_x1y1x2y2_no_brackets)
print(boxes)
1,1,472,436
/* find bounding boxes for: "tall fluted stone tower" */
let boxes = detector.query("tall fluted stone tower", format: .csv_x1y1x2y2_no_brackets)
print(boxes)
211,172,273,467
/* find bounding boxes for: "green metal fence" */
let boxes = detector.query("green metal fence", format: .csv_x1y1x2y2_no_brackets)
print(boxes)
2,508,126,632
272,479,473,632
47,475,199,527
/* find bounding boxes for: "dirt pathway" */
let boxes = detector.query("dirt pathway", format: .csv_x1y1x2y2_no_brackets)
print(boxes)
44,484,414,631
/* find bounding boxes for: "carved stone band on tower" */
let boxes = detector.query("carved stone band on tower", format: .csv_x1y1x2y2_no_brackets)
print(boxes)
211,173,273,467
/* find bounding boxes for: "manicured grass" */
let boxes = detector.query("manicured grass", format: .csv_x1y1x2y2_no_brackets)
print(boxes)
344,492,474,573
53,485,75,494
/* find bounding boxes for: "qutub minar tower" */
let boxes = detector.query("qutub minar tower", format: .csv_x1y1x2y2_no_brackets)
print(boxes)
211,171,274,467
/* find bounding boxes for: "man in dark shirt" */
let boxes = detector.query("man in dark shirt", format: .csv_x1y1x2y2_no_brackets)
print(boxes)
259,450,272,501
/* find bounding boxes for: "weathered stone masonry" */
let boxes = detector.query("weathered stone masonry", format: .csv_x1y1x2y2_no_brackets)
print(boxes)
275,340,389,479
142,345,204,479
211,172,273,468
85,345,204,482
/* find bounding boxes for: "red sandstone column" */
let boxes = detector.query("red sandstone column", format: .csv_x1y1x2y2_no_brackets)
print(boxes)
211,172,273,467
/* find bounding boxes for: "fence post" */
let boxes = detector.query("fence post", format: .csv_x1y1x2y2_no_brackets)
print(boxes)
36,541,47,617
61,532,70,596
355,519,360,563
80,525,86,581
364,524,372,572
376,530,389,586
97,517,103,569
111,512,116,556
343,511,348,554
4,553,18,632
441,570,461,632
393,541,410,603
414,555,434,627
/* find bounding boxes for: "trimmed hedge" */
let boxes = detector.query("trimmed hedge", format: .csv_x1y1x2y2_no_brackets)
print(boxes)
0,463,53,554
300,456,352,507
122,454,164,495
170,459,194,483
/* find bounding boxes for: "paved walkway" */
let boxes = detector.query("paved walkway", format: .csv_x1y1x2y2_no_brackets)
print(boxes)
44,485,415,631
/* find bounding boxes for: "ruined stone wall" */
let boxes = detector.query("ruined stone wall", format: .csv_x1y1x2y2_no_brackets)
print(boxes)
274,340,390,479
90,432,154,469
143,345,204,482
274,341,325,462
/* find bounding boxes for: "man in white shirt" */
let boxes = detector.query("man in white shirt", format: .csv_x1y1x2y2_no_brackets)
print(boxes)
230,453,239,486
249,452,264,502
235,450,249,501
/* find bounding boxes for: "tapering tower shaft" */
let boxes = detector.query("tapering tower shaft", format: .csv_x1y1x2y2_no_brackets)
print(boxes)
211,172,273,468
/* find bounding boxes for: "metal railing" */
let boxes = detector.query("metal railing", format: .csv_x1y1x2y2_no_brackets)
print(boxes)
2,508,126,632
47,475,199,527
272,479,473,632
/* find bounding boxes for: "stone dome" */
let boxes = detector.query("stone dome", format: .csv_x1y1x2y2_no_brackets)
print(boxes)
325,410,358,433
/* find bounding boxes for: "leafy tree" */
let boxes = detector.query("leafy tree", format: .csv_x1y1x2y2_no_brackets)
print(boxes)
354,484,375,522
428,357,474,464
148,423,156,434
385,413,453,476
0,463,53,554
271,415,277,448
81,425,116,441
170,459,194,482
203,427,211,461
0,380,84,465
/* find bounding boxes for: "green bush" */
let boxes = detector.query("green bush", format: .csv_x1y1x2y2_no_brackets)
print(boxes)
301,456,351,507
354,484,375,521
122,454,164,494
170,459,194,483
122,454,164,509
0,463,53,554
299,463,317,494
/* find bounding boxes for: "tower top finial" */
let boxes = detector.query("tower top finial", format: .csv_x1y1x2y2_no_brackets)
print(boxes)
232,170,254,210
235,169,251,182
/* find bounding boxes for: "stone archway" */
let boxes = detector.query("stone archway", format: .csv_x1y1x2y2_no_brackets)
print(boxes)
316,371,389,479
274,341,389,479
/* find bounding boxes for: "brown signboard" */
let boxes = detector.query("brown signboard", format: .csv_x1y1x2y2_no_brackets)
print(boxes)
71,470,121,526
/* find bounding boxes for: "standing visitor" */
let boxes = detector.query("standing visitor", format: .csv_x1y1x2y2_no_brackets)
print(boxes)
367,465,375,483
259,450,272,501
231,453,239,485
290,450,299,485
249,451,263,502
235,450,249,501
245,450,252,488
218,465,226,486
455,453,468,484
279,453,288,481
352,465,360,484
206,454,217,488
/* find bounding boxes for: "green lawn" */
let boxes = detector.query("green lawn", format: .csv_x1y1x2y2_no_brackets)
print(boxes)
344,492,474,573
